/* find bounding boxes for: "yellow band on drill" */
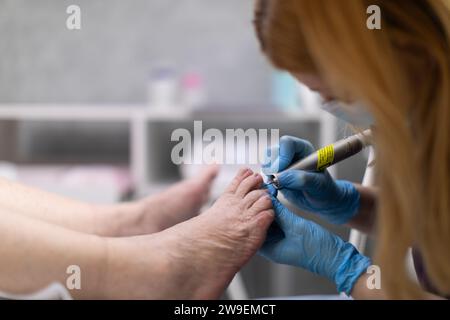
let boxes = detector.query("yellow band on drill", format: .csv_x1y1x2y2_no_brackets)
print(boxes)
317,144,335,171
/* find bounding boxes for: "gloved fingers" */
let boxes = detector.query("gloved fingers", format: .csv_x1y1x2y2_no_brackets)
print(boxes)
263,221,285,245
261,146,279,175
279,188,308,208
264,136,316,174
271,196,300,230
279,135,315,162
277,169,330,194
260,181,278,197
235,172,264,197
259,236,287,262
225,168,253,194
243,189,269,209
265,184,278,197
262,136,315,174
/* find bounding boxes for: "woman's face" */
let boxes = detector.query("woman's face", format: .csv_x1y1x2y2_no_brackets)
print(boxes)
293,73,335,102
294,73,374,126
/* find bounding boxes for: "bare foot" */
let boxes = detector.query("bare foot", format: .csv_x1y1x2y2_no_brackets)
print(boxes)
102,168,274,299
138,165,219,232
94,166,218,237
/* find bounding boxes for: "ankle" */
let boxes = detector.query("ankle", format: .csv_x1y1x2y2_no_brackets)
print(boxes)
99,234,176,299
92,236,112,299
103,201,154,237
68,235,110,299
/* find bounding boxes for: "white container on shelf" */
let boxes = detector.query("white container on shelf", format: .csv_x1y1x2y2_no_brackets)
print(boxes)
147,65,179,110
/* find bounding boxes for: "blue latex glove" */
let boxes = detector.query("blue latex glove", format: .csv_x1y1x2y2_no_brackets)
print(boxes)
259,196,371,295
262,136,360,225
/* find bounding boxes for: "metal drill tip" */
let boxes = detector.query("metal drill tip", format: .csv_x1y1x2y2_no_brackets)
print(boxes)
264,175,280,190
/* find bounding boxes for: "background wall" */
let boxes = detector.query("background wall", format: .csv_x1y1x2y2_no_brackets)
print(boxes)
0,0,272,107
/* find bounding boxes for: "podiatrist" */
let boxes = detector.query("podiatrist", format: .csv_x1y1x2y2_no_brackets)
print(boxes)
254,0,450,299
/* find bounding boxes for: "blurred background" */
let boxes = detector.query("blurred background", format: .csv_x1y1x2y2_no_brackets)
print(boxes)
0,0,371,298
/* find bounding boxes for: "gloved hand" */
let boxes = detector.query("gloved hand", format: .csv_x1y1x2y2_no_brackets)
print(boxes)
259,196,371,295
262,136,360,225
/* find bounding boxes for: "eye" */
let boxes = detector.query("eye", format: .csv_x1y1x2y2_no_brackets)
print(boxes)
322,96,338,103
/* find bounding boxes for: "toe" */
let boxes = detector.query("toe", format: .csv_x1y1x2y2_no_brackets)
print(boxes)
198,165,220,186
225,168,253,193
247,194,273,215
243,189,268,209
235,173,264,197
249,209,275,242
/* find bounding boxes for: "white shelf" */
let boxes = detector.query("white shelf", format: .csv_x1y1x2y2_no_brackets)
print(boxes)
0,104,190,122
0,104,336,192
0,104,324,122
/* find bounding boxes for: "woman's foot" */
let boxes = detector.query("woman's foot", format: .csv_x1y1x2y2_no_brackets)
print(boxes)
98,165,219,237
138,165,219,232
102,168,274,299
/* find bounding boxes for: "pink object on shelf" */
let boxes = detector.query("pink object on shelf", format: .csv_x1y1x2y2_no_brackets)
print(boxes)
181,72,206,109
182,73,203,89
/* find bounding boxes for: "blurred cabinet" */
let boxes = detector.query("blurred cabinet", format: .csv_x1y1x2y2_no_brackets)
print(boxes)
0,105,337,196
